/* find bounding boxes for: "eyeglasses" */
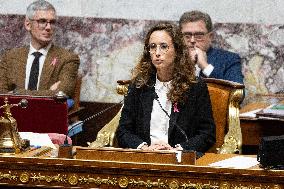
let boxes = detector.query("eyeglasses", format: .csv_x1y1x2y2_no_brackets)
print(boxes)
148,43,170,54
30,18,57,29
182,32,209,41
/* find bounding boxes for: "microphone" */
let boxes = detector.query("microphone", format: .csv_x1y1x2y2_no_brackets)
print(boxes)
154,92,189,143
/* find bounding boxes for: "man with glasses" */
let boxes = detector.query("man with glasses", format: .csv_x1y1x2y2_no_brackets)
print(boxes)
0,0,80,102
179,10,243,84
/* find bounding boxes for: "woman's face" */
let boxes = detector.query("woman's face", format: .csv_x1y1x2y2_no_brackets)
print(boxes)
148,30,176,72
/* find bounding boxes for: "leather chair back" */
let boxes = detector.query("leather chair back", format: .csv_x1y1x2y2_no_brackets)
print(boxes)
204,78,244,153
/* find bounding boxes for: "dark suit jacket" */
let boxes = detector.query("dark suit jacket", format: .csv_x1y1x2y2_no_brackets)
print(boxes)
116,78,216,153
0,45,80,98
205,47,244,84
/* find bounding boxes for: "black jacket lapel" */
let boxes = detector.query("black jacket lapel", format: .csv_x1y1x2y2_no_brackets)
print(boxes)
139,86,155,138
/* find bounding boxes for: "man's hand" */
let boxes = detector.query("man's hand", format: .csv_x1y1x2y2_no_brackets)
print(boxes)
50,81,61,91
188,47,209,70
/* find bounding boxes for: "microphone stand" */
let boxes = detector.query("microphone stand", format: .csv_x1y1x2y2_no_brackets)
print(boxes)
67,100,124,138
58,100,124,158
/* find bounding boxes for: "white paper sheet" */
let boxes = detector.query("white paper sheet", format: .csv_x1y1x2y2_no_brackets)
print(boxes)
239,108,263,118
19,132,56,149
209,156,259,169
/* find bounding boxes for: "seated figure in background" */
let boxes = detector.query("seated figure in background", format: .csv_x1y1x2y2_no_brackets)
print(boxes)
179,10,244,84
0,0,80,107
116,22,216,155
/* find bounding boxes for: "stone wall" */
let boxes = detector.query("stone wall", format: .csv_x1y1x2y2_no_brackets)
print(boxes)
0,0,283,105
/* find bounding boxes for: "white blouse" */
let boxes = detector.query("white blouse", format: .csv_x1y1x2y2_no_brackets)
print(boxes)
150,77,172,145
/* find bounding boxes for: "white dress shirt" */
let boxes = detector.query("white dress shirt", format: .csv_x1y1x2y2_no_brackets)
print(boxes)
195,64,214,77
25,43,52,90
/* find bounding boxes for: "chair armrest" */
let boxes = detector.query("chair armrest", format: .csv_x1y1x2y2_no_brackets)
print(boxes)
203,78,245,89
88,107,123,148
205,78,244,154
88,80,130,148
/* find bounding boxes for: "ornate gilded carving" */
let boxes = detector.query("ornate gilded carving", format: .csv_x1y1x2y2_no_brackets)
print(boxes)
88,107,123,148
220,182,230,189
180,181,219,188
68,174,78,185
169,180,179,189
0,171,281,188
78,176,117,186
218,89,243,154
19,172,29,183
118,177,129,188
0,98,29,154
116,84,129,96
127,178,167,188
88,82,129,148
30,173,67,183
273,184,281,189
0,171,18,181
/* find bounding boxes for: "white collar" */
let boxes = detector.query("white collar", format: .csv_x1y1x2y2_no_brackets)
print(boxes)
29,43,52,56
155,75,171,92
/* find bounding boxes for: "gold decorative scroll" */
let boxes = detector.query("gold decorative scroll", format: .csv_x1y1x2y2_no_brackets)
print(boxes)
0,171,280,188
218,88,243,154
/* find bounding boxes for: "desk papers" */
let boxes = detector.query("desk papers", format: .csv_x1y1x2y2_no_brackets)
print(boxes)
209,156,259,169
240,103,284,120
19,132,56,149
240,108,263,118
256,103,284,119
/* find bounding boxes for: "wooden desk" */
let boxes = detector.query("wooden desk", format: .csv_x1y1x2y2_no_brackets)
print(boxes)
0,153,282,188
240,99,284,147
241,118,284,146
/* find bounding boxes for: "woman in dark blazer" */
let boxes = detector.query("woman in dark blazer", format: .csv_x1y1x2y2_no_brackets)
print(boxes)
116,22,215,154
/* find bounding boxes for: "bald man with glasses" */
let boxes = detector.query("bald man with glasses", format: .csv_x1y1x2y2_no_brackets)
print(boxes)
0,0,80,102
179,10,244,84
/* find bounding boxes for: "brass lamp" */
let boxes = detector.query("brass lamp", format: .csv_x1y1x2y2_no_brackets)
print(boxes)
0,97,29,154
